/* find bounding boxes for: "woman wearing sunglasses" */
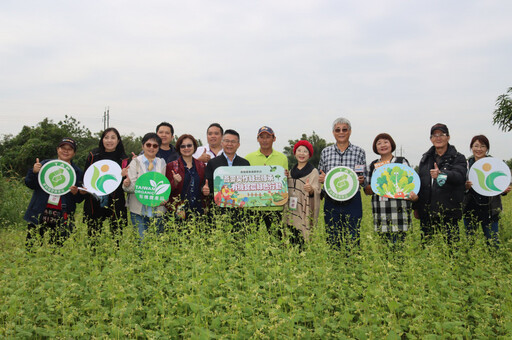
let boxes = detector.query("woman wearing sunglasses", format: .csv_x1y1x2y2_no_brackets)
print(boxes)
165,134,207,222
123,133,167,238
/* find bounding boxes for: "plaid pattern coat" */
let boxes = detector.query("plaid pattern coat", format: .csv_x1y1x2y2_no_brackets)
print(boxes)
368,157,412,232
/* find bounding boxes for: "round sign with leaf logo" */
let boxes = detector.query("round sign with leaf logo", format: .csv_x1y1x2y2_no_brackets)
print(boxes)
38,160,77,195
468,157,511,197
324,166,359,201
370,163,420,199
134,172,171,206
83,160,123,196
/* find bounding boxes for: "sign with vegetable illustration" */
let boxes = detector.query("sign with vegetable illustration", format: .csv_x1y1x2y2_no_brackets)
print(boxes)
213,166,288,207
468,157,511,197
134,172,171,206
324,166,359,201
370,163,420,199
38,160,77,195
83,160,122,196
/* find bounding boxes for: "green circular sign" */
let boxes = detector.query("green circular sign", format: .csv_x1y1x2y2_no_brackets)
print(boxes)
324,166,359,201
38,160,77,195
134,172,171,207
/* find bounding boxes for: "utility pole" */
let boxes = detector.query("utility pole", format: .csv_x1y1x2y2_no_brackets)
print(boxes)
103,106,110,130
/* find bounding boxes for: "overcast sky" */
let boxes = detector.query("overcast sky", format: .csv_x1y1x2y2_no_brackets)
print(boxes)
1,0,511,166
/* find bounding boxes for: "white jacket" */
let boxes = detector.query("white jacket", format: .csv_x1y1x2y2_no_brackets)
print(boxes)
123,155,167,216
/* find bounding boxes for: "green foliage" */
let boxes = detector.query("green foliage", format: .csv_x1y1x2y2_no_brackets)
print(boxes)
2,176,512,337
283,131,332,169
0,115,95,176
121,133,143,156
0,172,31,228
505,159,512,171
493,87,512,132
0,116,148,175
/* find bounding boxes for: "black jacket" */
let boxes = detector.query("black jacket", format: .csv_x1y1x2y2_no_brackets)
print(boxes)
414,144,466,220
24,159,84,225
463,156,505,220
83,148,128,220
204,154,250,195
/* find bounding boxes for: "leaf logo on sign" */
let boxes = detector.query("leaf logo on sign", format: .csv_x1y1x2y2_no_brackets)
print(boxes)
334,174,349,192
473,166,507,192
49,168,66,187
90,164,119,194
151,180,170,195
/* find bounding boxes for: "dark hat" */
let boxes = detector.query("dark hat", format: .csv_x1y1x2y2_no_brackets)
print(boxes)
430,123,449,136
293,140,314,156
257,126,275,136
58,137,77,151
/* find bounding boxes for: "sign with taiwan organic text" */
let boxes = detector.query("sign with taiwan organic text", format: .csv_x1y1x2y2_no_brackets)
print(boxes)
83,160,122,196
213,166,288,207
324,166,359,201
38,160,77,195
134,172,171,206
371,163,421,199
468,157,511,197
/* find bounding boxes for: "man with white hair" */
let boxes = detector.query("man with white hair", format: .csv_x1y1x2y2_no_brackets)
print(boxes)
318,117,367,247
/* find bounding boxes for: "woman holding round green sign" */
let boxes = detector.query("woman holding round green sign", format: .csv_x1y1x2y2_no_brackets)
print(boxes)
82,128,129,237
364,133,417,243
463,135,511,246
24,137,84,247
123,133,168,239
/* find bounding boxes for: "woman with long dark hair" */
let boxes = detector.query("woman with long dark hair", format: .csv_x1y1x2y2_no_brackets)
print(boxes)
83,128,129,236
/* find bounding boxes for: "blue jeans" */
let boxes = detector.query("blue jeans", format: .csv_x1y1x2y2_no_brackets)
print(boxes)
324,191,363,248
464,218,499,247
130,213,165,239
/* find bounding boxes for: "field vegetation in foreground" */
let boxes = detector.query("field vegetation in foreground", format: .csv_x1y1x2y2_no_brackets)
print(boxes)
1,174,512,338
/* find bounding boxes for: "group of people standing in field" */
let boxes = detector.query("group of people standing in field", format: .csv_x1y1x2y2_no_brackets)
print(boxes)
24,117,510,249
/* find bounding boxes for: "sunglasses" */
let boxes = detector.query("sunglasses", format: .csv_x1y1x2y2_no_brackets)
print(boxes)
334,128,349,133
180,144,194,149
145,143,159,149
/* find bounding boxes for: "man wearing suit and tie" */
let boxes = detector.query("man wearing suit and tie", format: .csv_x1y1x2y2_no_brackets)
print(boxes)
202,129,250,232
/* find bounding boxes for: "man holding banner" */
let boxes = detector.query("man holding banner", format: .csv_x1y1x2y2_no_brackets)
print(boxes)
245,126,289,236
203,129,250,231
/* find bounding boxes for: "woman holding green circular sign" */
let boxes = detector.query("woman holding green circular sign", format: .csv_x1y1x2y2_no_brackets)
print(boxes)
123,133,168,239
364,133,416,243
24,138,84,247
82,128,129,237
463,135,511,246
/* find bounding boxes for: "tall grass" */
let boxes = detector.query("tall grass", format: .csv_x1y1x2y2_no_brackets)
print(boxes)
0,171,31,228
1,177,512,338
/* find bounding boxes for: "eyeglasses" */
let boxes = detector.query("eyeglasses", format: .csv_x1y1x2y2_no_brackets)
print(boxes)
431,133,447,138
180,144,194,149
223,139,238,144
334,128,349,133
145,143,159,149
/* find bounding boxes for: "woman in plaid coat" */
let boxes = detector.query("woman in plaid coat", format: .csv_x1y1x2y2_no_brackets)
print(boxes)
364,133,417,243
